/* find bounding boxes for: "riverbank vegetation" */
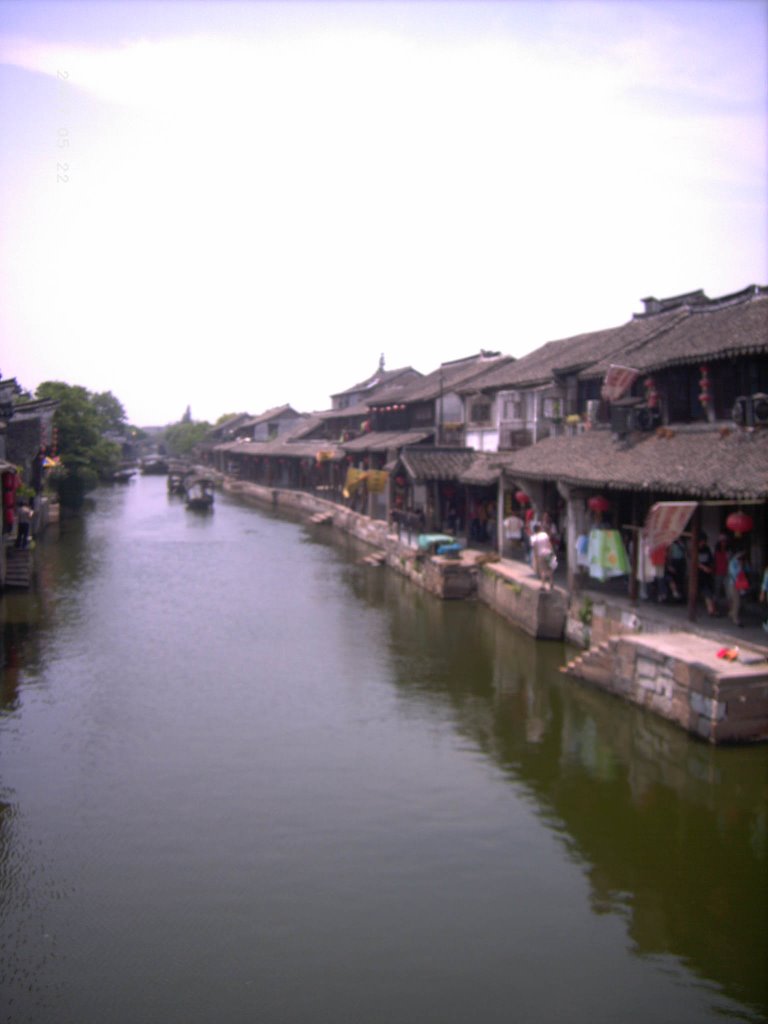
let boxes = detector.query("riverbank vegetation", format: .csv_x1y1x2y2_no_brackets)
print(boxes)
20,381,136,508
163,405,211,457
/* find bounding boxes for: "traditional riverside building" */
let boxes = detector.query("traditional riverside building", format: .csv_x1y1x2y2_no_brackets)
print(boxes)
491,284,768,593
358,351,511,528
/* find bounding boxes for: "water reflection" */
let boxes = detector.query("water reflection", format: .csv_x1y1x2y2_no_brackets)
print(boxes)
351,567,768,1018
0,484,765,1023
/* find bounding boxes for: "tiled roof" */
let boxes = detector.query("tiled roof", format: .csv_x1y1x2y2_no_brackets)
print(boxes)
342,429,434,452
206,412,251,437
466,312,686,392
494,426,768,499
370,353,510,406
214,438,344,460
239,404,298,428
459,452,501,486
331,365,421,399
400,447,477,481
582,288,768,378
280,415,322,440
314,402,373,420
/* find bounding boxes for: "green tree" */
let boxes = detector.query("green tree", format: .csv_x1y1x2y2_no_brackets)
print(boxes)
36,381,124,507
91,391,127,433
164,419,211,457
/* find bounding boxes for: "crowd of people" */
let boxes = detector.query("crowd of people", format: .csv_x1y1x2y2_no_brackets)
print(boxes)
642,530,766,631
398,493,767,634
501,508,768,633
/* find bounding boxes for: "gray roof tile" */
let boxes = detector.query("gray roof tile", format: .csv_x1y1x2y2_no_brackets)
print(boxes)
495,426,768,499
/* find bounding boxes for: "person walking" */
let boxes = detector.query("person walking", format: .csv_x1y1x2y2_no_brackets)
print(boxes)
530,521,556,591
15,501,32,549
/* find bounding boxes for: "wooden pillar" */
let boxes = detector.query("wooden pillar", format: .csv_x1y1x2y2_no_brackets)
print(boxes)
557,481,578,594
466,483,473,548
497,476,505,555
628,492,639,605
688,506,700,621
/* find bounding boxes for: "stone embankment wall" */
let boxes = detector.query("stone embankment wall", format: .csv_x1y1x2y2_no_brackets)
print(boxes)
568,634,768,744
477,563,567,639
223,479,477,600
565,594,650,649
222,478,768,743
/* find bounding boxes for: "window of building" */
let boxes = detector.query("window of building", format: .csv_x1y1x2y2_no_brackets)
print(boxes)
502,396,524,420
412,403,433,426
713,356,768,420
470,399,492,424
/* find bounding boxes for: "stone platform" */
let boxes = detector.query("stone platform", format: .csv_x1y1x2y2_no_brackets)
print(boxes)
563,631,768,743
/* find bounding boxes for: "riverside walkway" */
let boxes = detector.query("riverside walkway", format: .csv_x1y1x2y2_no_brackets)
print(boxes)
222,476,768,742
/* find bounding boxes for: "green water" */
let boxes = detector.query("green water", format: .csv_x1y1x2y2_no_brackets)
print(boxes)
1,476,766,1023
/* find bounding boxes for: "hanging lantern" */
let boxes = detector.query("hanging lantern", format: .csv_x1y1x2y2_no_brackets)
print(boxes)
726,510,754,537
644,376,659,410
698,365,711,406
515,490,530,506
588,495,611,514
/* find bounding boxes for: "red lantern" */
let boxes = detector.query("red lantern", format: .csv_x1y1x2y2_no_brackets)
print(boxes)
726,511,754,537
515,490,530,506
699,365,711,406
588,495,611,514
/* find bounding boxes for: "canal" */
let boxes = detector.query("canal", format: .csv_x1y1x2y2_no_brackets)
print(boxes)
1,476,766,1024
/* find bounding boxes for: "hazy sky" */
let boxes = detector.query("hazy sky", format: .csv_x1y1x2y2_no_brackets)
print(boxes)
1,0,766,426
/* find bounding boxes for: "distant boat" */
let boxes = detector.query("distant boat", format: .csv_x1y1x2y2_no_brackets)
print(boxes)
167,460,190,495
140,456,168,475
184,475,215,511
111,465,137,484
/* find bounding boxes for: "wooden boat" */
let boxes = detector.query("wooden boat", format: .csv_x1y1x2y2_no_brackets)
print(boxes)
167,460,189,495
183,475,215,510
416,533,455,554
140,456,168,475
111,466,137,484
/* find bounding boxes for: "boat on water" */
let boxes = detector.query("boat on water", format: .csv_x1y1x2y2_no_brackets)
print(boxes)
111,465,137,484
183,475,215,511
140,456,169,475
167,460,190,495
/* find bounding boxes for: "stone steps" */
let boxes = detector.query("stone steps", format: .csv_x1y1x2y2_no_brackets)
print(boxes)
361,551,386,567
3,548,32,589
562,639,617,686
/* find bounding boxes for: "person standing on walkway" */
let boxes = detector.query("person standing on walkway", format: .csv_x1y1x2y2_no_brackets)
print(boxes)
530,521,556,590
697,533,717,616
759,563,768,633
728,550,749,627
713,533,730,611
15,501,32,548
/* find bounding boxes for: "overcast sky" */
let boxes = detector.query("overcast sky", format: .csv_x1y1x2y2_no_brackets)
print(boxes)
1,0,766,426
